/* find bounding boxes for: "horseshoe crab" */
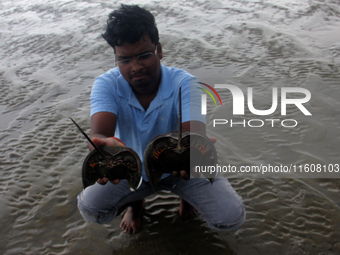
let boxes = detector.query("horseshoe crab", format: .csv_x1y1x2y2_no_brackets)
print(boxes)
143,87,218,188
70,118,142,191
82,146,142,191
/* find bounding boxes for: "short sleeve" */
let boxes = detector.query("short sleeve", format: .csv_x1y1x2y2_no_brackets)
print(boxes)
90,76,118,117
180,76,205,124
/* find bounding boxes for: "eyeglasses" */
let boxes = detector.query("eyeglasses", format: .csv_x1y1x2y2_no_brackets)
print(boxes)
115,45,158,67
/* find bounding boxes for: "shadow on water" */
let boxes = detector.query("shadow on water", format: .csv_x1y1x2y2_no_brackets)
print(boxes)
107,192,235,255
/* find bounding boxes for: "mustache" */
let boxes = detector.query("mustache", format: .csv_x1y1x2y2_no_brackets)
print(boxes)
130,71,147,79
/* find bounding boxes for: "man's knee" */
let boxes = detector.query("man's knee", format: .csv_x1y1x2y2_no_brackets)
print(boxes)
77,191,118,224
77,201,118,224
209,205,246,231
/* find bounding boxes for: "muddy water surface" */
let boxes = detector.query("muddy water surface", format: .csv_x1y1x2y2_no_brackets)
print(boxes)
1,0,340,254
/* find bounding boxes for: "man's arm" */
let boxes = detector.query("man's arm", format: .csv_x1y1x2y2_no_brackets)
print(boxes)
89,111,124,150
182,120,206,135
182,120,217,143
178,120,217,180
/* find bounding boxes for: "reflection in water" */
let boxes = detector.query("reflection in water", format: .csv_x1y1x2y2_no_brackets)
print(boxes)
1,0,340,254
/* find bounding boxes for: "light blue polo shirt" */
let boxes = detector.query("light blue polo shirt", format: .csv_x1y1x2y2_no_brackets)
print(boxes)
90,65,204,180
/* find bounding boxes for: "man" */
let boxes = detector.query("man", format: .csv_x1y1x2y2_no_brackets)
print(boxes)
77,4,245,234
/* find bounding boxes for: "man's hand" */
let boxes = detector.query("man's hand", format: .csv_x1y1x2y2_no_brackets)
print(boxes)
172,170,190,180
97,177,121,185
91,137,125,148
171,136,217,180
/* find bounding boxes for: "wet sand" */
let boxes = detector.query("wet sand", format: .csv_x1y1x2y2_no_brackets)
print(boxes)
1,0,340,254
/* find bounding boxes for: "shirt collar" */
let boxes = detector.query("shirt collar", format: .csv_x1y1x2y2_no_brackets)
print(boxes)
158,65,174,100
117,65,174,108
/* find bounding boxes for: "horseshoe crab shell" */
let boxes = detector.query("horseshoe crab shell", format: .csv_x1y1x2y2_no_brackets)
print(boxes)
143,131,218,188
82,146,142,191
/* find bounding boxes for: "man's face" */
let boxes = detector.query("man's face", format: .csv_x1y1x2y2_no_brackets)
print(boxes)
115,36,163,91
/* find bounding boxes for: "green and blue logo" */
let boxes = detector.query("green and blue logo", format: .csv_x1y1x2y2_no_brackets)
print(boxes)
198,82,222,115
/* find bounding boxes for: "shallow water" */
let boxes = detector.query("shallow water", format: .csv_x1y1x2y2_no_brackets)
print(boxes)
1,0,340,254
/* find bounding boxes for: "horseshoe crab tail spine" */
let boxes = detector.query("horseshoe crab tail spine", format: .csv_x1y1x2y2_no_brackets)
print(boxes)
70,117,109,162
177,87,182,151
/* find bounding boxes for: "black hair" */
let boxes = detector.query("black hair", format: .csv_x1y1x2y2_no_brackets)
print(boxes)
102,4,159,51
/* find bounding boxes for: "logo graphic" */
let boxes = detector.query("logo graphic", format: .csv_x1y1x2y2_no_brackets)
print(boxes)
198,82,222,115
198,83,312,128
